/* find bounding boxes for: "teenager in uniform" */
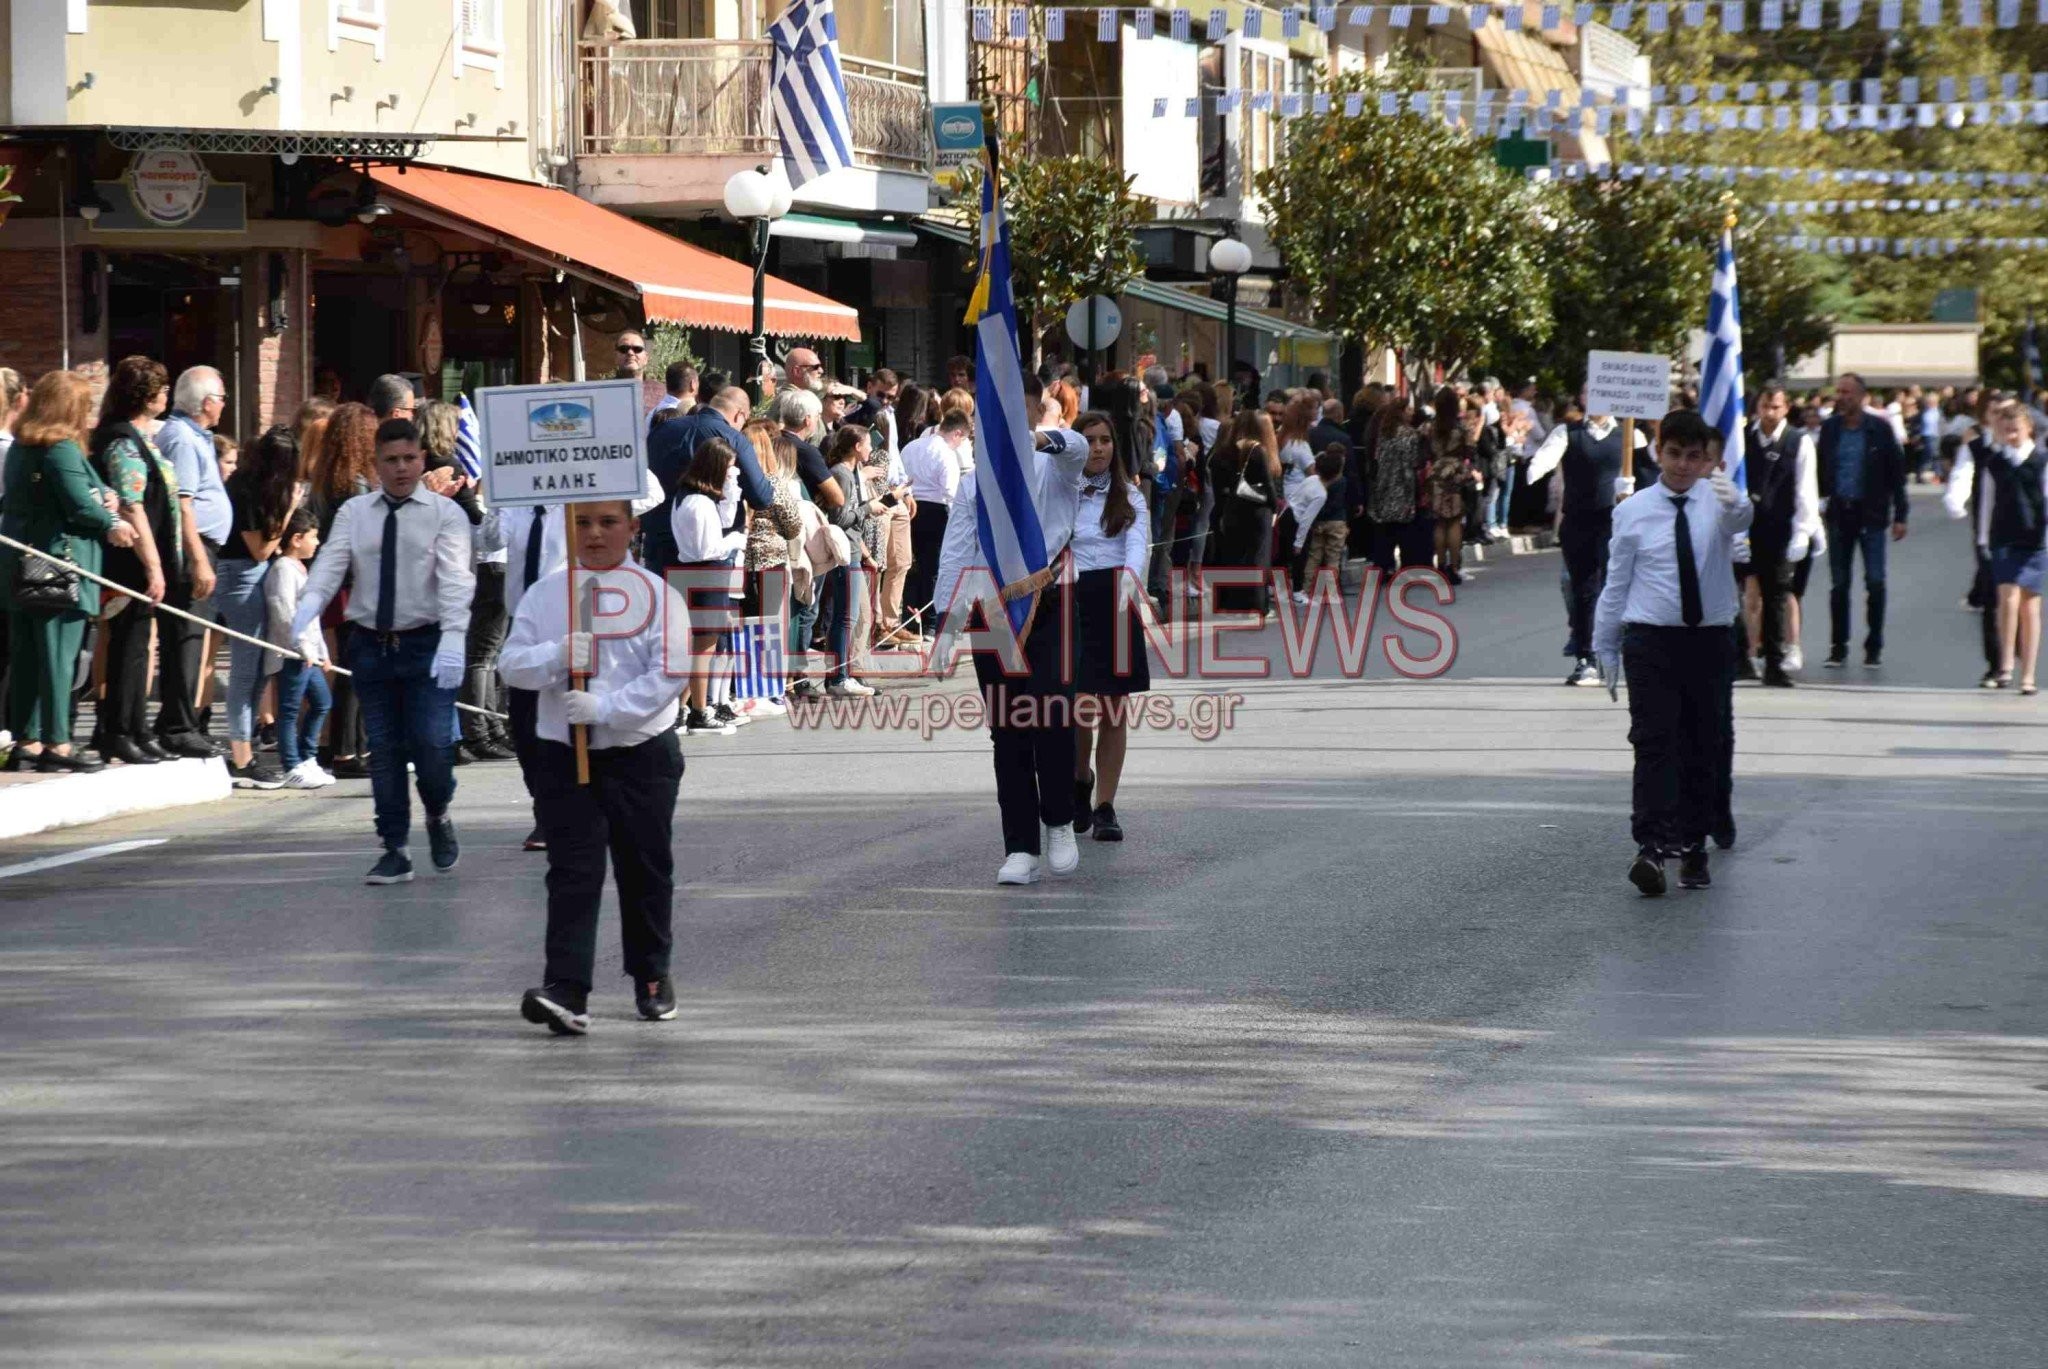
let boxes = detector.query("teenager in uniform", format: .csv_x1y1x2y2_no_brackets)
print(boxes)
1068,411,1152,843
933,372,1088,886
293,418,474,884
1945,399,2047,693
1527,405,1650,685
1737,387,1818,689
500,499,689,1034
1953,404,2008,687
1592,410,1752,896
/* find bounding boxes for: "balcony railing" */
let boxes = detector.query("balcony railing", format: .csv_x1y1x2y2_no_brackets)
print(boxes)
578,40,931,175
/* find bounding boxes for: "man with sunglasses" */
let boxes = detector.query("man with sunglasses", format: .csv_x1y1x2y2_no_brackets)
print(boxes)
614,331,647,382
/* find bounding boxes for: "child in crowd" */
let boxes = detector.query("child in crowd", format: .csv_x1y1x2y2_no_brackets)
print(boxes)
264,507,334,789
1286,448,1348,604
213,432,239,486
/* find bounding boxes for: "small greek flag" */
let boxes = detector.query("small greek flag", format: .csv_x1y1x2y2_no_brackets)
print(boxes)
1702,224,1747,492
770,0,854,188
454,393,483,480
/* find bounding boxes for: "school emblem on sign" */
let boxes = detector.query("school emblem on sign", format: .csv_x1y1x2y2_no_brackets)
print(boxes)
123,146,210,227
527,398,596,442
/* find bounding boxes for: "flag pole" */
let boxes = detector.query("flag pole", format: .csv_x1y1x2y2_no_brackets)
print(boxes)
565,501,590,785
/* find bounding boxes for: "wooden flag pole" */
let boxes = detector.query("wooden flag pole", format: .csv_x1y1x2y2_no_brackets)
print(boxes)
565,501,590,785
1620,417,1637,484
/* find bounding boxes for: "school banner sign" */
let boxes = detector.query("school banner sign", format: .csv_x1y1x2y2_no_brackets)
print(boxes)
476,378,647,509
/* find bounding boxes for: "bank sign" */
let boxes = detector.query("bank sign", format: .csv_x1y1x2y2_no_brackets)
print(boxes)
476,378,646,509
931,102,984,169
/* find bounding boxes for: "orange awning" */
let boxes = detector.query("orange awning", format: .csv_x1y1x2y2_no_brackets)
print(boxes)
370,165,861,343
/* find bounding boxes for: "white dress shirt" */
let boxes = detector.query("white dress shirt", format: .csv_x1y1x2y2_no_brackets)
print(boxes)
1527,415,1651,484
498,560,687,748
300,485,474,652
670,491,747,563
1278,438,1315,501
1592,477,1755,656
1287,474,1330,549
933,428,1088,616
499,468,667,619
900,429,968,505
1944,438,2046,548
1071,476,1150,577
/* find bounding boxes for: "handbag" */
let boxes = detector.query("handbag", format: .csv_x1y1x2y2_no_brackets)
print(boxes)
1234,468,1271,507
12,541,81,613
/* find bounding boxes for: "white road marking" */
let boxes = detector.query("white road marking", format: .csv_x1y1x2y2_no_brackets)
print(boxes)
0,838,169,881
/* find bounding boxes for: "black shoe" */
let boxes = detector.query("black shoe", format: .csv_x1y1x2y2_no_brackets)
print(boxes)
1,747,31,772
1711,822,1736,851
522,981,590,1036
452,743,475,767
1678,846,1712,888
634,976,677,1022
476,739,520,761
1073,772,1094,834
1566,658,1600,687
256,722,277,751
104,736,159,765
522,827,547,852
36,748,106,774
1628,848,1667,896
1864,649,1882,667
1091,802,1123,842
1761,666,1795,688
1981,669,2005,689
329,755,371,779
365,849,414,885
227,758,286,790
159,731,220,759
1824,649,1848,668
426,815,459,872
683,707,728,735
1443,568,1465,585
1733,654,1759,682
137,736,176,761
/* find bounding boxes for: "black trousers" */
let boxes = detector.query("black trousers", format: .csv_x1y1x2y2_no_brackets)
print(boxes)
153,550,213,740
1972,549,2001,671
461,564,508,743
506,684,543,831
1747,547,1792,669
905,500,949,625
972,582,1076,856
1623,623,1732,854
1559,510,1613,659
530,730,684,991
100,600,157,744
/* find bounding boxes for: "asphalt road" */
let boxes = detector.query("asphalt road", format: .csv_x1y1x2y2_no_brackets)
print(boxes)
2,490,2044,1366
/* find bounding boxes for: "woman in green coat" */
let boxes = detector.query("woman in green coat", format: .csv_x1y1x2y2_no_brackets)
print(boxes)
1,371,136,772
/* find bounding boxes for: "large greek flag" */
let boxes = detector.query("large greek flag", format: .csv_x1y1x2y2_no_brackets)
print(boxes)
769,0,854,188
965,135,1050,635
454,394,483,480
1701,226,1746,492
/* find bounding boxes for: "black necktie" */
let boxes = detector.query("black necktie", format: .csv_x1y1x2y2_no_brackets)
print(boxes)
1671,495,1702,627
523,505,546,591
377,497,401,632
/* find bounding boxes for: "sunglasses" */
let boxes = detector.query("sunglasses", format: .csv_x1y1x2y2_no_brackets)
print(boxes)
617,344,645,354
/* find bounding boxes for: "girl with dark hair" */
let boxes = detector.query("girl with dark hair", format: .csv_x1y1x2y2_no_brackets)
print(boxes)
669,436,747,733
821,423,884,695
307,401,378,777
1367,393,1429,573
88,356,180,764
1208,409,1282,612
1069,412,1152,842
1425,389,1483,584
214,425,302,786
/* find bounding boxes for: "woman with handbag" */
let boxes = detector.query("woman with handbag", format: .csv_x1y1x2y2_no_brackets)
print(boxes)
2,371,138,772
214,427,302,789
1207,409,1282,614
88,356,180,765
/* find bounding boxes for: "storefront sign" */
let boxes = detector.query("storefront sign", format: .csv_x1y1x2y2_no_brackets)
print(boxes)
476,378,646,508
1585,350,1673,420
90,180,247,233
931,103,985,170
125,147,211,227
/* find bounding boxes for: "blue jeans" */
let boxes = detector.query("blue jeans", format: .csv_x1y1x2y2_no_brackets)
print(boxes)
1183,486,1216,574
276,657,332,771
788,588,820,684
212,557,272,743
818,565,853,685
344,627,457,850
1826,513,1889,656
1490,465,1515,528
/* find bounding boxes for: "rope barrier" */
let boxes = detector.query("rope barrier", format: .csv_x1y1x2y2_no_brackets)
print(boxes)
0,531,510,723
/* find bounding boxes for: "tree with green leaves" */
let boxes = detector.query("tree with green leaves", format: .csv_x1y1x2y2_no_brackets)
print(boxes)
1255,64,1554,377
966,155,1147,363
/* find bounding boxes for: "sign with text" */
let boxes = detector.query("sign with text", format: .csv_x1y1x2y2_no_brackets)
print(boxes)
931,102,985,170
1585,350,1674,420
476,378,646,509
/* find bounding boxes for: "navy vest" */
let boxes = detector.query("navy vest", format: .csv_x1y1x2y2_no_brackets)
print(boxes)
1561,422,1626,516
1744,423,1800,552
1983,446,2048,551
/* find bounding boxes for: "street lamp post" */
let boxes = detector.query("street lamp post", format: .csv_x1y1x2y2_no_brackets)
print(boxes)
1209,235,1252,389
722,163,793,399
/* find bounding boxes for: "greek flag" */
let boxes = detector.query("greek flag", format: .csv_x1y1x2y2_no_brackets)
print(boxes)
965,134,1051,635
454,393,483,480
1701,225,1747,492
769,0,854,188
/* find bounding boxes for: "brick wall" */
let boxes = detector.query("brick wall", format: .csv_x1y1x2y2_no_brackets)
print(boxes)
0,245,109,397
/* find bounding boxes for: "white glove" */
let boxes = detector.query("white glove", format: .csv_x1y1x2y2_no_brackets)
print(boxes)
1613,476,1637,503
565,631,595,675
1709,469,1742,511
1597,650,1622,698
290,602,322,643
563,689,607,726
431,642,465,691
1731,533,1751,564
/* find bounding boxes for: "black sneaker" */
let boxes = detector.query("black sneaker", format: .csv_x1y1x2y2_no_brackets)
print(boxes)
634,976,677,1022
1733,654,1759,682
1711,821,1736,851
1073,773,1094,834
1628,848,1667,897
1761,665,1795,688
159,731,221,760
426,815,460,872
1824,649,1848,669
522,827,547,852
1864,648,1882,667
1091,802,1123,842
330,755,371,779
476,739,520,761
366,849,414,885
452,743,476,767
1678,846,1712,889
521,981,590,1036
228,757,286,790
711,701,750,728
1566,658,1600,687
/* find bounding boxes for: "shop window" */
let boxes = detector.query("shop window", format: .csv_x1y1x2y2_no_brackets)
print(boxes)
330,0,386,58
455,0,505,87
770,0,924,76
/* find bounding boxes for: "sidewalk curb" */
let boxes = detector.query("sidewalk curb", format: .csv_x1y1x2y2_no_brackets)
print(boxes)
1467,530,1558,563
0,756,233,842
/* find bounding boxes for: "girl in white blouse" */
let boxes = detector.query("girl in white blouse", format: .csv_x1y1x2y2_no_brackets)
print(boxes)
1069,411,1153,843
668,437,747,731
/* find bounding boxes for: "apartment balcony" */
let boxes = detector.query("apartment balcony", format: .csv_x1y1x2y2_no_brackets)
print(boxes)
576,40,933,218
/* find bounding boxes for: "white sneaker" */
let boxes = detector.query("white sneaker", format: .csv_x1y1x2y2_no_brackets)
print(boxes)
1784,645,1803,672
1044,823,1079,876
1185,583,1204,601
748,698,787,718
308,763,338,788
828,678,876,697
1291,590,1310,606
284,760,327,789
997,852,1042,885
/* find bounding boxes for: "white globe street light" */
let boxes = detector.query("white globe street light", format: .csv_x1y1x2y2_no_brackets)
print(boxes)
723,164,793,385
1210,236,1253,382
